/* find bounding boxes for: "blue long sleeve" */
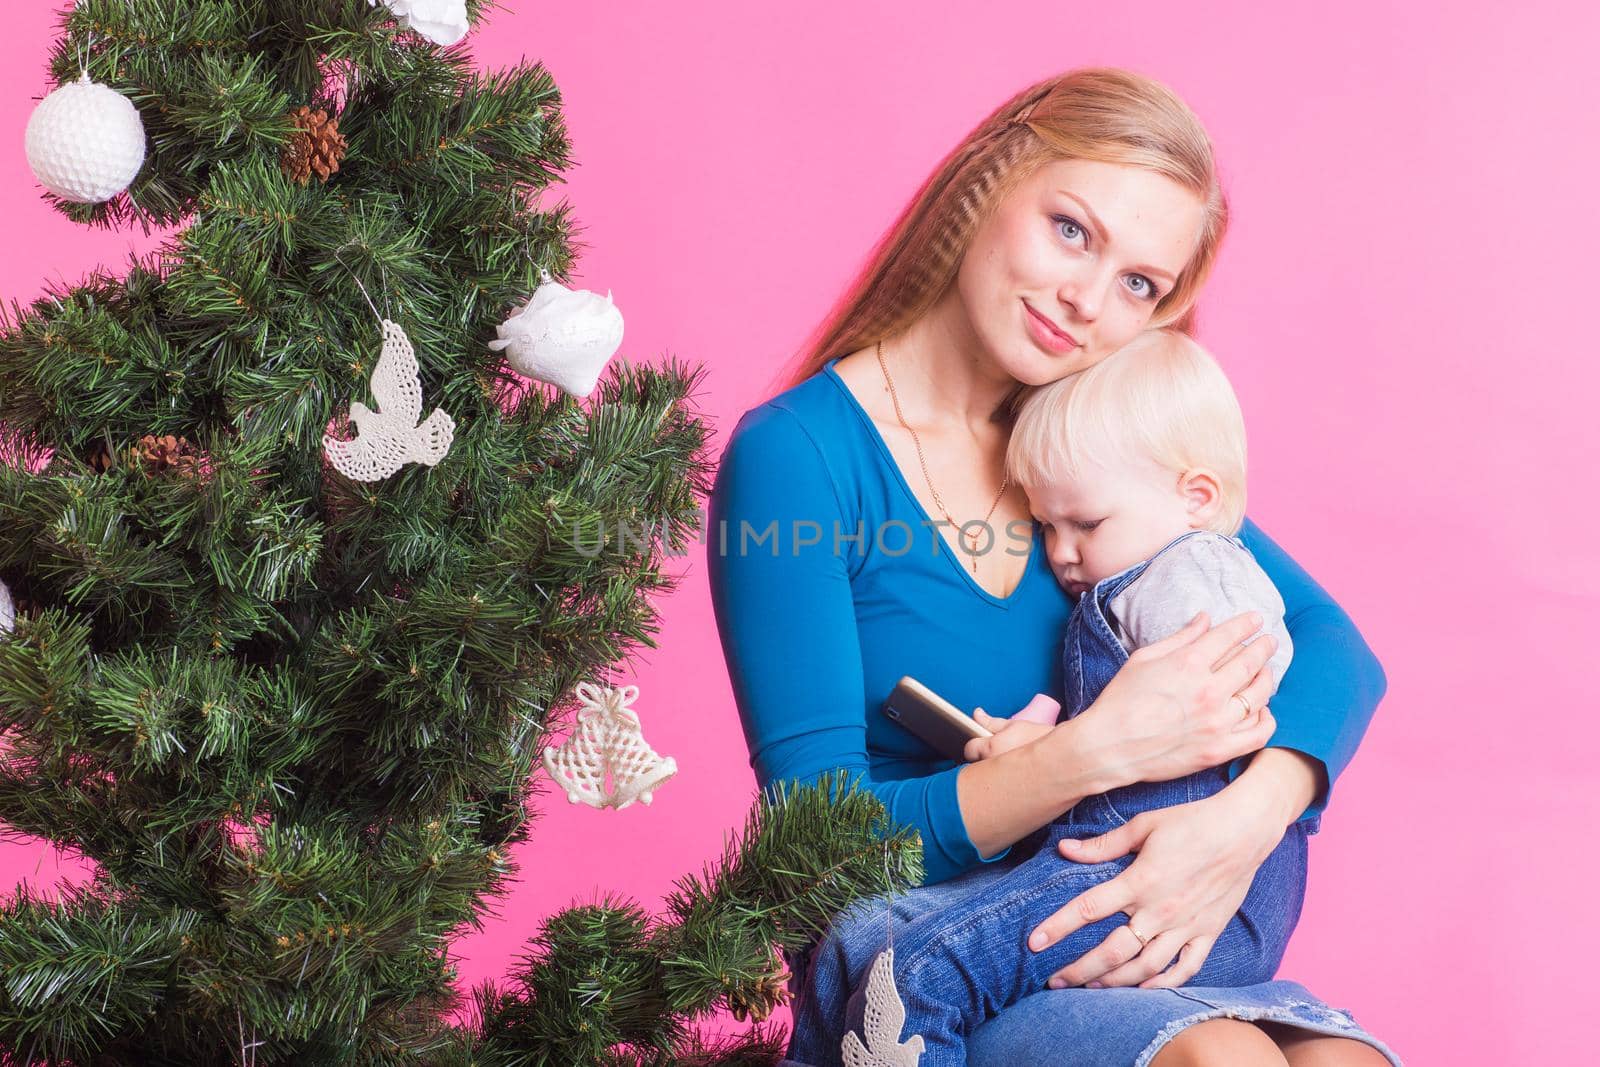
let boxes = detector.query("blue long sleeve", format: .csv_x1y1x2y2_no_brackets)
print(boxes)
707,404,999,887
1234,517,1389,828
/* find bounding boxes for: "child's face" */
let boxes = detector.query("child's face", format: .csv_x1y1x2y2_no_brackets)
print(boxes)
1025,455,1203,598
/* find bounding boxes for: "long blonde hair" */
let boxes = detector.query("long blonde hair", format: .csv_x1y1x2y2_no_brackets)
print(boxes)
768,68,1229,402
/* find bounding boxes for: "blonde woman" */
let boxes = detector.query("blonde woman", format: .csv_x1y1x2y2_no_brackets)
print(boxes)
708,69,1394,1066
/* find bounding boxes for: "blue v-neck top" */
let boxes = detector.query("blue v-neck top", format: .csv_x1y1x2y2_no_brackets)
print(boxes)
707,357,1387,887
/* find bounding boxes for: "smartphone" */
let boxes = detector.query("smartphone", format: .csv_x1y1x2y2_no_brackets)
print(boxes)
881,675,991,762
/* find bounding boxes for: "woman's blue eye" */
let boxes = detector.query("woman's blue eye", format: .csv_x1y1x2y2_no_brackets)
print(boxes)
1052,215,1086,245
1053,215,1162,301
1126,274,1162,301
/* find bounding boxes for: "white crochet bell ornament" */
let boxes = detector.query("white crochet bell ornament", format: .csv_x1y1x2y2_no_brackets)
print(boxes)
25,72,147,204
488,267,625,398
541,681,677,810
369,0,470,46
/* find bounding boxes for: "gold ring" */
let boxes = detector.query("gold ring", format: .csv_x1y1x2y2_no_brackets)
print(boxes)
1125,921,1150,947
1231,693,1253,720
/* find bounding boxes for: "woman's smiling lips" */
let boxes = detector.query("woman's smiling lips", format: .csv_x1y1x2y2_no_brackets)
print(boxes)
1023,300,1080,353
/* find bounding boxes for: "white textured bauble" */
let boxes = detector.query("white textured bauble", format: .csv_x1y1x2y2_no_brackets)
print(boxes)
489,270,625,398
25,73,147,204
370,0,470,46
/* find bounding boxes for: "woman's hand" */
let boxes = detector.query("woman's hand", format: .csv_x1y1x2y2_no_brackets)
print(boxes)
1071,611,1280,789
1025,787,1287,989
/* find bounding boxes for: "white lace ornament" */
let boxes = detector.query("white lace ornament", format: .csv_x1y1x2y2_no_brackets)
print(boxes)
323,319,455,481
25,73,146,203
541,681,677,810
488,268,624,398
0,578,13,633
368,0,470,46
843,946,925,1066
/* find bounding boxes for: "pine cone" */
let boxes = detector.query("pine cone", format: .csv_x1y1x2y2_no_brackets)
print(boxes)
726,953,792,1023
282,106,347,184
130,434,201,478
87,439,115,473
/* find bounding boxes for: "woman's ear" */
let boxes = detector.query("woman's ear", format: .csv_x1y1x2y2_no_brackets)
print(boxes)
1176,467,1223,527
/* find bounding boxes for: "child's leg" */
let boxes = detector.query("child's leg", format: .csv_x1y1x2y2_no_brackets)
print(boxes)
1177,821,1308,987
785,843,1034,1067
835,822,1308,1067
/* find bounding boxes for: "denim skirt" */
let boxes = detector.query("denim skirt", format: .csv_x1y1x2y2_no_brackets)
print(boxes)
960,979,1403,1066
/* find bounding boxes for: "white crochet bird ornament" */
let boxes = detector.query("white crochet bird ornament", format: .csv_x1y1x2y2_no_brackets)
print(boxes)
843,946,925,1066
323,319,455,481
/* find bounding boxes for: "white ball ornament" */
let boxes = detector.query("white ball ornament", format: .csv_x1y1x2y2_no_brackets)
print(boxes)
489,269,625,398
369,0,471,46
25,73,147,204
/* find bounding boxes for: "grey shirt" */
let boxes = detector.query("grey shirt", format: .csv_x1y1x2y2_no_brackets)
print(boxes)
1106,531,1294,693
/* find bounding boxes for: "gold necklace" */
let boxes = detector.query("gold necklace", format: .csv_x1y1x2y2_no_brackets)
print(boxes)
875,339,1009,575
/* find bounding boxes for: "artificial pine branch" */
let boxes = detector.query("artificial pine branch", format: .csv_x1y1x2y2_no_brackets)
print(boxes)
466,772,922,1065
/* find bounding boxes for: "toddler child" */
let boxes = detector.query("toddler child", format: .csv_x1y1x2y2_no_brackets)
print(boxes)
786,328,1303,1066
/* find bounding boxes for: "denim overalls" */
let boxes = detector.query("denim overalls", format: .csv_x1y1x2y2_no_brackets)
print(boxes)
784,531,1311,1067
1060,529,1279,836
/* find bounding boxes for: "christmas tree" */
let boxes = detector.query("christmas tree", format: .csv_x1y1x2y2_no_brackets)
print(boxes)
0,2,920,1063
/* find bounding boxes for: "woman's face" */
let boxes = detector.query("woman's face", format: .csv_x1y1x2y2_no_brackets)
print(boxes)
956,157,1207,386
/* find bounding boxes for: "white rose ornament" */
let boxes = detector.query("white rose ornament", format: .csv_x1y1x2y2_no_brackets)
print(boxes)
369,0,471,47
489,269,625,398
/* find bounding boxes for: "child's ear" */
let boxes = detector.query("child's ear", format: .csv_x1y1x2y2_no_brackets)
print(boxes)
1177,467,1223,526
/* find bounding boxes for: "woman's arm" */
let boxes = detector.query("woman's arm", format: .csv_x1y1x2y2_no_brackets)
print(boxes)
1233,515,1389,827
955,724,1111,861
964,606,1282,857
707,403,1099,886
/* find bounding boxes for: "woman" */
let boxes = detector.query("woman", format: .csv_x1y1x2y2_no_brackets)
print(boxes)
707,69,1397,1066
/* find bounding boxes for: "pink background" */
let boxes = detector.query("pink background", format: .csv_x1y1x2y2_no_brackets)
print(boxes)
3,1,1595,1062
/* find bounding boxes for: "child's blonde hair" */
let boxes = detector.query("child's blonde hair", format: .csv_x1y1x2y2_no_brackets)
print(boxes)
1005,329,1248,535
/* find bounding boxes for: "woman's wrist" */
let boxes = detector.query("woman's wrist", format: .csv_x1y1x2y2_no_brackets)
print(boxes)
1037,714,1131,807
1218,747,1322,832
